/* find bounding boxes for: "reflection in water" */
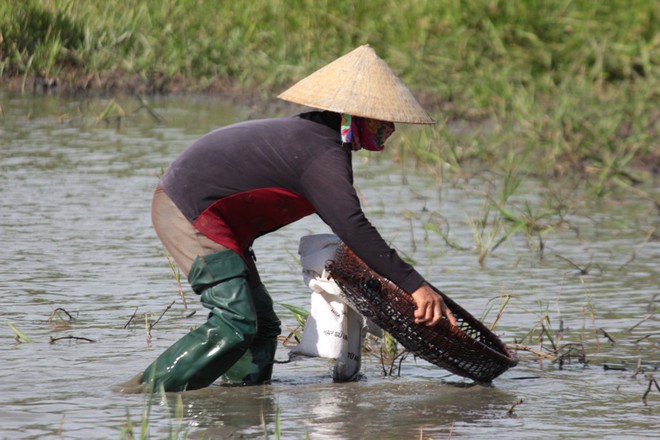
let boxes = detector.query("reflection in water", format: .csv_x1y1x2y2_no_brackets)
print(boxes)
0,94,658,439
175,386,278,439
145,376,517,440
274,380,516,439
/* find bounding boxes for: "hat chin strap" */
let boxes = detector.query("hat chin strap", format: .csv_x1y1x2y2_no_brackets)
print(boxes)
340,114,353,144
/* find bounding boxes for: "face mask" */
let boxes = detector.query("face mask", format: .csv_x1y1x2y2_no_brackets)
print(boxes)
341,114,395,151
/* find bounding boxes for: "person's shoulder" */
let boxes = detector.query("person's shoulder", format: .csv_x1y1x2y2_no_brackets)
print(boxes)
226,114,318,133
296,111,342,130
225,112,339,132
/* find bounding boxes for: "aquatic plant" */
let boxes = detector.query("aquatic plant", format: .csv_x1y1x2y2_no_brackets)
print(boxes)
7,323,33,343
119,382,189,439
47,307,77,330
466,202,512,265
480,293,513,331
165,252,187,310
378,331,409,377
276,302,309,346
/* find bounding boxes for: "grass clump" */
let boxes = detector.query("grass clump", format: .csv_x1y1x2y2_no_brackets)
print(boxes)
0,0,85,77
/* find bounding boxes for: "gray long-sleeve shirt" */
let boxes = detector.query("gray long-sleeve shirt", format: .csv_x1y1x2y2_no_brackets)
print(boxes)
160,111,424,293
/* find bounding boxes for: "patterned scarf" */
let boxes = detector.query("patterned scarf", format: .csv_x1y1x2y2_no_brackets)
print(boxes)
341,114,395,151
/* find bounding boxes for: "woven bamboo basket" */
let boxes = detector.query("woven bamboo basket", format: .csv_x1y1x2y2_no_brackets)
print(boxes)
326,242,518,382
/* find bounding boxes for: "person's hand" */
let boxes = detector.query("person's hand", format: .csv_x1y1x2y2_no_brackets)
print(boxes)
411,283,458,328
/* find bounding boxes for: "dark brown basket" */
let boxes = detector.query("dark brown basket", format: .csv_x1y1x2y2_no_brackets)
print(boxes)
326,242,518,383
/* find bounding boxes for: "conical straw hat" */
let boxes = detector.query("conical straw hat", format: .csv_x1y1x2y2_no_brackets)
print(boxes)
278,45,434,124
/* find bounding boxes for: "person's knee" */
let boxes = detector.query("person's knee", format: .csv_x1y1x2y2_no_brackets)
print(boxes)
188,249,248,294
206,307,258,347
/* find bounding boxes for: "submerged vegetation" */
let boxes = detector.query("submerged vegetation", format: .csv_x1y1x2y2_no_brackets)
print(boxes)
0,0,658,187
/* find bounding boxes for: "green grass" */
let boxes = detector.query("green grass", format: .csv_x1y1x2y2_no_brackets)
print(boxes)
1,0,658,188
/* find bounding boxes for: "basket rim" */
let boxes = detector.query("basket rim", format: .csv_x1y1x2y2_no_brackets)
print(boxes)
327,242,518,381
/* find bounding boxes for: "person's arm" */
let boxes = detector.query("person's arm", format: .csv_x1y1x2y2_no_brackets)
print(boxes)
410,283,458,327
301,150,422,288
301,148,457,329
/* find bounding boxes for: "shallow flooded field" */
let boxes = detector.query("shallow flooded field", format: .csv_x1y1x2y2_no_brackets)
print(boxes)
1,94,658,439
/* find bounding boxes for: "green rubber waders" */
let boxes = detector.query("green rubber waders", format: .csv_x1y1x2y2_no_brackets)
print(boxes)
141,249,257,392
221,284,281,385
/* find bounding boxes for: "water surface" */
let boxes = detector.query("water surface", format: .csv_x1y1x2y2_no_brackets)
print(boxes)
0,94,658,439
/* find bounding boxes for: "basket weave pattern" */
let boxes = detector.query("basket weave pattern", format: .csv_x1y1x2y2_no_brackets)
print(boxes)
326,243,518,382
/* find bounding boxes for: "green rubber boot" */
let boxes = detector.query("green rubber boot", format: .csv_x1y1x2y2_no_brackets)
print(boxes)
141,249,257,392
221,283,281,385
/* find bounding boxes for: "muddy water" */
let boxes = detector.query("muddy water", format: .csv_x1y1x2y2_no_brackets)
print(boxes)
1,93,658,439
